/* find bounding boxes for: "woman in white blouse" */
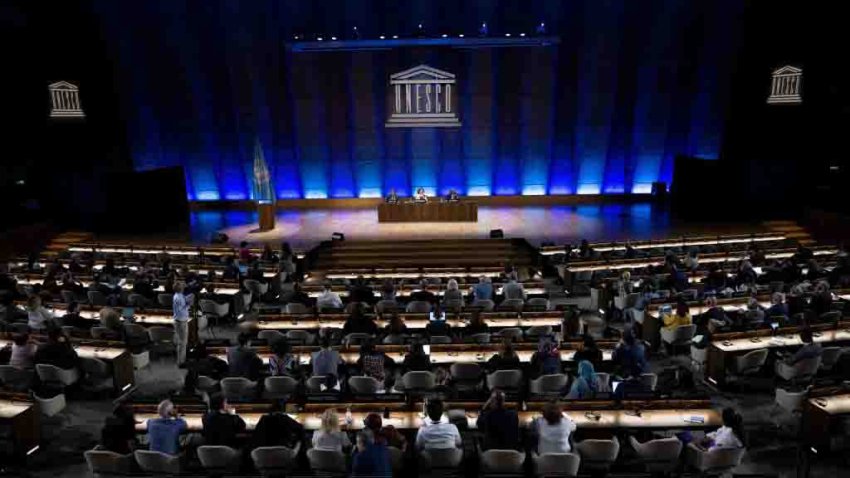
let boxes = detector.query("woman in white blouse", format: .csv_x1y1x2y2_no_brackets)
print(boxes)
699,408,744,450
534,401,577,454
311,408,351,452
26,295,54,331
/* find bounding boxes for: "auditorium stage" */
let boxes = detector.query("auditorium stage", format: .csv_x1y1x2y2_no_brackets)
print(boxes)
189,200,763,249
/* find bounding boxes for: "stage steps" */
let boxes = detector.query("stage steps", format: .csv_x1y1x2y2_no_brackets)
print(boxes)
305,238,539,280
42,231,94,257
761,220,815,245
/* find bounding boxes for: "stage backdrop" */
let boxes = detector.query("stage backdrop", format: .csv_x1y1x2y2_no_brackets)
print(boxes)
90,0,744,201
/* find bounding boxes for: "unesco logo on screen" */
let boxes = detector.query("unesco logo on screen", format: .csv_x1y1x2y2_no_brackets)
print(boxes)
386,65,461,128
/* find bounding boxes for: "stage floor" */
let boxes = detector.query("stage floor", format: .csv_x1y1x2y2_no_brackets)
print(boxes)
190,202,762,249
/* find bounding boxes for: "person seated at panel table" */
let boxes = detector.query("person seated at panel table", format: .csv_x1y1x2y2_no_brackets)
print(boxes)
463,310,490,338
611,327,647,377
131,272,158,302
779,327,823,366
567,360,601,399
704,264,728,293
99,306,125,339
146,400,187,456
742,297,766,327
342,307,379,337
312,408,352,452
379,278,397,302
532,400,577,455
383,315,409,343
810,280,834,318
414,187,429,203
425,307,453,339
573,335,603,369
34,327,79,371
316,282,343,311
486,338,522,372
444,189,460,202
385,188,399,204
613,371,652,400
477,390,519,451
661,299,692,332
60,271,87,298
471,275,493,303
202,394,247,449
252,399,304,449
698,296,733,332
226,333,263,381
416,399,462,451
402,342,432,372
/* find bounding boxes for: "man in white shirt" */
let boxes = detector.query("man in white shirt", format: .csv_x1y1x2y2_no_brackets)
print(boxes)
316,283,343,311
415,399,462,450
172,282,193,365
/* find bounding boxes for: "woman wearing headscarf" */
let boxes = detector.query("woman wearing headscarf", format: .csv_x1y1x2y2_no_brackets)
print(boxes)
566,360,599,399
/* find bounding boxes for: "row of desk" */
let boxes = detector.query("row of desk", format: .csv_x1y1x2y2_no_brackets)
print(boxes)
250,311,565,331
130,399,720,432
539,233,788,256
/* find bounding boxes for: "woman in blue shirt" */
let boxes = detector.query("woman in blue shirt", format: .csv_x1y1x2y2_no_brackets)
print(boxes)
567,360,599,399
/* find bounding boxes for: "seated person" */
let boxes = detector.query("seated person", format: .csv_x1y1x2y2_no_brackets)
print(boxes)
26,295,54,331
402,342,432,372
352,430,391,476
782,328,823,365
530,336,562,377
810,280,833,317
342,308,379,337
765,292,789,321
566,360,599,399
533,400,577,454
487,338,522,372
572,335,603,369
476,390,519,450
348,276,376,305
414,187,429,203
60,302,89,330
613,373,652,400
699,296,733,331
743,297,765,327
415,399,462,450
226,333,262,381
442,279,463,304
312,408,351,452
316,283,343,311
269,340,300,378
253,399,304,448
146,400,187,456
463,311,490,338
98,307,124,338
363,412,407,450
383,315,409,341
444,189,460,202
385,188,399,204
34,328,79,370
311,335,343,380
202,394,247,448
611,328,647,377
7,333,37,369
425,310,452,339
662,300,692,331
471,276,493,303
356,339,395,386
410,279,438,304
694,408,744,450
100,405,138,454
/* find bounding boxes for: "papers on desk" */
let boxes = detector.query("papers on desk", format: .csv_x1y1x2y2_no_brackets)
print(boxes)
684,416,705,424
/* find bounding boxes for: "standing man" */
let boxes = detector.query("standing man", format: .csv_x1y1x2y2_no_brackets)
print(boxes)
172,282,193,365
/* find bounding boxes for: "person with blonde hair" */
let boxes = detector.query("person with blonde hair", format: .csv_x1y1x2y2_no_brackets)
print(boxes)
146,399,186,455
311,408,351,452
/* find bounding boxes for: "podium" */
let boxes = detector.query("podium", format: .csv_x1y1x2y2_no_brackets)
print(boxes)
258,202,275,231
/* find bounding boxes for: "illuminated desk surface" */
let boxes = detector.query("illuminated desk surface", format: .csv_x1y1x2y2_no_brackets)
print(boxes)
0,337,126,361
14,276,241,296
566,248,838,272
711,327,850,353
252,314,563,331
0,399,32,419
808,393,850,415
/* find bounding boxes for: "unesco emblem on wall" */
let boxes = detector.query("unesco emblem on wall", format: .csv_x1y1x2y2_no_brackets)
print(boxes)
386,65,461,128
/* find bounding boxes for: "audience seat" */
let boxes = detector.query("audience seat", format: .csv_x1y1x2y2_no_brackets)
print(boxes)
61,290,77,304
197,375,219,394
419,447,463,470
406,300,432,313
244,279,269,299
263,376,298,400
285,302,311,314
134,450,181,475
480,449,525,474
685,443,745,475
819,347,844,372
258,330,286,345
306,448,347,474
466,332,491,344
286,329,314,345
84,448,136,478
533,452,580,477
450,362,483,393
595,372,611,392
36,364,80,387
199,299,230,328
498,299,525,311
773,387,807,431
498,328,524,342
640,373,658,391
526,297,550,310
197,445,241,474
529,374,568,397
661,324,697,353
251,444,301,477
375,300,400,314
776,356,821,384
526,325,553,340
146,326,176,357
79,357,114,392
575,437,620,473
156,294,172,308
727,349,769,385
344,333,373,346
349,376,381,394
34,392,66,417
88,290,108,307
220,377,257,401
472,299,495,311
486,370,523,392
429,335,452,344
628,436,682,473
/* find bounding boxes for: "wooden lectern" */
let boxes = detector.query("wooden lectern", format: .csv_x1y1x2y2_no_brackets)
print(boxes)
258,202,275,231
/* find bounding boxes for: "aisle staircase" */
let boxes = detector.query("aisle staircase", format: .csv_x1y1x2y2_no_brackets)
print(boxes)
762,220,815,246
42,231,94,257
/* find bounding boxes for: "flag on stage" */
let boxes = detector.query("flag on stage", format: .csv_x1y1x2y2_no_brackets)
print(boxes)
252,138,275,204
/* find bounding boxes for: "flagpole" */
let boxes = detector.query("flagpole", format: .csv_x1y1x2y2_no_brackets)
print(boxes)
253,139,276,232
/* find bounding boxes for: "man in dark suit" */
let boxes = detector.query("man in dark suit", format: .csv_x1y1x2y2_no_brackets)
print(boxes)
252,400,304,448
348,276,376,305
409,279,437,304
226,333,262,380
202,394,246,449
476,390,519,450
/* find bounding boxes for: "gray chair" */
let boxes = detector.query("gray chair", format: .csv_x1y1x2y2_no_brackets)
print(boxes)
134,450,181,475
526,325,553,340
499,328,524,342
345,333,373,346
375,300,401,314
244,279,269,298
199,299,230,328
527,298,551,310
132,350,151,371
819,347,844,372
640,373,658,391
466,332,491,344
486,370,523,391
34,392,66,417
480,449,525,474
147,326,175,357
80,357,113,392
90,326,114,340
575,437,620,473
197,375,220,394
686,443,745,475
776,356,822,383
251,444,301,477
382,334,407,345
661,324,697,352
61,290,77,304
388,446,404,474
127,293,150,308
36,363,80,387
84,449,135,478
533,452,581,477
450,362,483,392
498,299,525,311
529,374,569,396
472,299,495,311
419,447,463,470
400,371,436,392
88,290,108,306
306,448,347,474
442,299,464,311
629,436,683,473
595,372,611,392
349,376,381,394
285,302,311,314
197,445,241,474
220,377,257,401
263,376,298,400
728,349,769,383
156,294,173,308
306,376,332,393
287,329,314,345
773,387,807,431
429,335,452,344
820,311,842,323
406,300,432,313
691,345,708,372
0,365,33,392
123,323,150,344
258,330,286,345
